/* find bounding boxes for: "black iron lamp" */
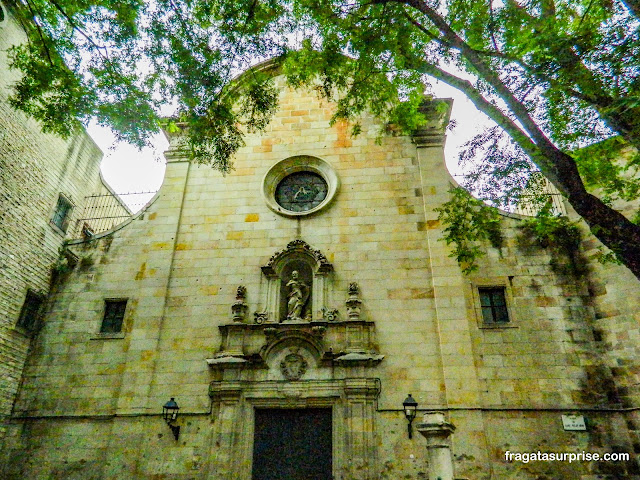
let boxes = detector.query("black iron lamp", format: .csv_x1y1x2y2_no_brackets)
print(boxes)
162,397,181,441
403,394,418,439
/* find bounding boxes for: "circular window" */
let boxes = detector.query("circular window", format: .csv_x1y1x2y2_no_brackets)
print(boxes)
275,171,328,212
263,156,339,217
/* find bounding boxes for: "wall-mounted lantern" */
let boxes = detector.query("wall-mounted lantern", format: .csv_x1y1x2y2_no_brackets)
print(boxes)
403,394,418,439
162,397,180,441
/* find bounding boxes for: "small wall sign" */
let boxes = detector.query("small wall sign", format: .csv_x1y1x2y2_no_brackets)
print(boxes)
562,414,587,431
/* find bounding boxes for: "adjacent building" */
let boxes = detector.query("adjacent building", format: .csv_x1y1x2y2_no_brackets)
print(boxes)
0,2,125,445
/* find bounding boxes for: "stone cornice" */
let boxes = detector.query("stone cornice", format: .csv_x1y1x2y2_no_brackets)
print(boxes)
411,98,454,148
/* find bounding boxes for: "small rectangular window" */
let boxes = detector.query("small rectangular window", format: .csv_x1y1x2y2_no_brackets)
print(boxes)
51,194,73,232
478,287,509,323
17,290,45,332
100,300,127,333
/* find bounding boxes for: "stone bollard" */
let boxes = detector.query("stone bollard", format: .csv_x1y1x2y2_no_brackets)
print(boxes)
416,412,456,480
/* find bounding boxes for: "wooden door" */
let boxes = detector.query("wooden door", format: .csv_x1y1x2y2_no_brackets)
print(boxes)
252,408,332,480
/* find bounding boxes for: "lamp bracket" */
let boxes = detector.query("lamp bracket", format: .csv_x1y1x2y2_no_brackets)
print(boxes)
169,424,180,441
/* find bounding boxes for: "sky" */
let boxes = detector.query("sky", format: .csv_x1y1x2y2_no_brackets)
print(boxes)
91,79,492,211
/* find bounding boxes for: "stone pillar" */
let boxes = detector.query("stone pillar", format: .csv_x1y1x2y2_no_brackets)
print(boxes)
343,378,380,480
412,98,482,408
115,154,192,414
208,382,246,480
416,412,456,480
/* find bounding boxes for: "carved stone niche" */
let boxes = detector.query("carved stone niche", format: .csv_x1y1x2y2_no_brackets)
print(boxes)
260,239,333,323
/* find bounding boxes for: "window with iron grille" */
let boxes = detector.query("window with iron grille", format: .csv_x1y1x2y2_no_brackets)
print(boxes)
51,194,73,232
100,299,127,333
478,287,509,323
17,289,45,332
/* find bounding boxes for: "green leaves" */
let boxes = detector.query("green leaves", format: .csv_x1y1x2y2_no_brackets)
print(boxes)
175,74,279,171
573,136,640,203
8,42,89,137
239,76,279,133
6,0,287,163
518,208,585,274
435,187,503,274
5,0,640,277
282,3,433,138
6,0,640,172
519,211,581,253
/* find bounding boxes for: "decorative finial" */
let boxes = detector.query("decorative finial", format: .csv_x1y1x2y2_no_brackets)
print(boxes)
231,285,248,322
346,282,362,321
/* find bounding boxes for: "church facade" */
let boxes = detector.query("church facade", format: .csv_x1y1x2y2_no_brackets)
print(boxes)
2,15,640,478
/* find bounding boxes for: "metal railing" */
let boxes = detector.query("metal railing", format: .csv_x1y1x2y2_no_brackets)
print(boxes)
513,193,567,217
72,191,157,238
450,175,568,217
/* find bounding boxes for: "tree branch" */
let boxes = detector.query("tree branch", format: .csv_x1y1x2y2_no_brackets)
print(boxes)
47,0,112,60
488,0,500,52
462,39,640,148
392,0,586,194
621,0,640,18
410,60,570,191
22,0,55,67
401,10,447,46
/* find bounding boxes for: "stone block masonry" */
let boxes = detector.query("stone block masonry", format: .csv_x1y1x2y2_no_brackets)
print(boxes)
0,8,106,443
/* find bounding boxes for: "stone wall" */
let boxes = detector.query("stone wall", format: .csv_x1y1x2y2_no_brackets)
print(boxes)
0,6,105,442
451,213,639,478
1,66,640,479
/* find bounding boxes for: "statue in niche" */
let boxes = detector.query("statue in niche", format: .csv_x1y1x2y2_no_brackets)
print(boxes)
286,270,310,321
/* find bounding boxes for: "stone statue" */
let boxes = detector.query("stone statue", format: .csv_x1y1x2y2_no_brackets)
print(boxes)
286,270,309,321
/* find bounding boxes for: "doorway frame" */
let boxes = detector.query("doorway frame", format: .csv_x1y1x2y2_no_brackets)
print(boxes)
208,378,379,480
251,406,334,480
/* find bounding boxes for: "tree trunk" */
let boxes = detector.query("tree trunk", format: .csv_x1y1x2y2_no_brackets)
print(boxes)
567,190,640,279
622,0,640,18
396,0,640,280
547,148,640,280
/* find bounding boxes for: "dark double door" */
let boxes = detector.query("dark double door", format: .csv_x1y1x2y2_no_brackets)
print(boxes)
252,408,332,480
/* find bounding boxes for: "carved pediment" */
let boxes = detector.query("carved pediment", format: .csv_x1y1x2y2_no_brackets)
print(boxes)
261,239,333,277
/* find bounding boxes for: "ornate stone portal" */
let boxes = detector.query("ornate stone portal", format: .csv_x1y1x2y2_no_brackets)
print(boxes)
206,240,384,480
208,240,384,369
